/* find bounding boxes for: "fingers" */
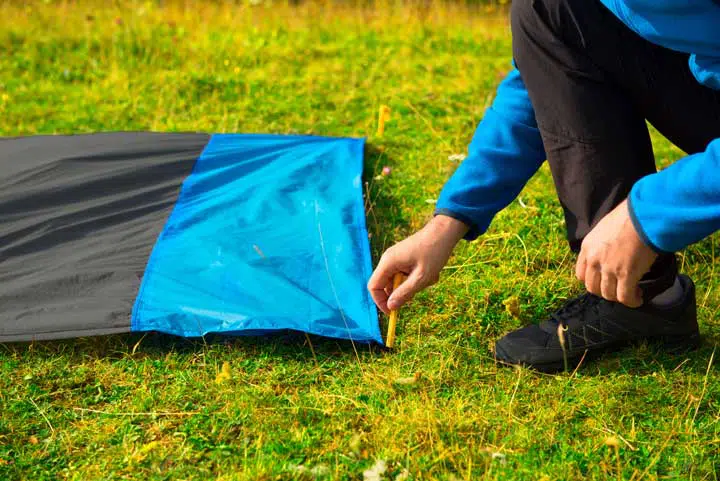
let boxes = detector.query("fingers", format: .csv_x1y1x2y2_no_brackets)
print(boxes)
600,273,618,302
578,254,643,307
617,276,643,308
371,288,391,316
387,268,434,311
367,253,399,315
575,250,587,282
575,206,658,307
584,264,602,297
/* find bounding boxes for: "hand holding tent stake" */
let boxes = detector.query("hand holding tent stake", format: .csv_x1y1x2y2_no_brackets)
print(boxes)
385,272,406,348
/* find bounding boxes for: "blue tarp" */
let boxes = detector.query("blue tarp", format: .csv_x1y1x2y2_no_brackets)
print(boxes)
131,134,382,344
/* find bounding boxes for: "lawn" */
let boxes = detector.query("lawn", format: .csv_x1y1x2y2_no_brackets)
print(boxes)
0,1,718,479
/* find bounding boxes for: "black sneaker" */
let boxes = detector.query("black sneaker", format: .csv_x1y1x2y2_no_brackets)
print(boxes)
494,274,700,373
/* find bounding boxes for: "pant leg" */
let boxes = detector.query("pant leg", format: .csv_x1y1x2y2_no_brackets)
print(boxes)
510,0,720,296
510,0,720,250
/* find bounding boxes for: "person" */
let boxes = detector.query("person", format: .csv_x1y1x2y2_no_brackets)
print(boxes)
368,0,720,372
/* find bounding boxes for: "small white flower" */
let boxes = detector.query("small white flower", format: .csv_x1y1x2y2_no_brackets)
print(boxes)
363,459,388,481
491,452,507,464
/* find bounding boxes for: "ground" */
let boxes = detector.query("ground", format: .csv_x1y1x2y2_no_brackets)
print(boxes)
1,1,719,480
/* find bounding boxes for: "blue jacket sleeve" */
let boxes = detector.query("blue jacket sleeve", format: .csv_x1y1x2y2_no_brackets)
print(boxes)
434,67,546,240
596,0,720,252
600,0,720,89
628,138,720,253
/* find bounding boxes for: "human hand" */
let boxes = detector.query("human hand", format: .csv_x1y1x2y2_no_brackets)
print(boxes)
367,215,469,315
576,199,658,307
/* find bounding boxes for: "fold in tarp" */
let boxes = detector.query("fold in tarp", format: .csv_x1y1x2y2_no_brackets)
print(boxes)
0,132,381,344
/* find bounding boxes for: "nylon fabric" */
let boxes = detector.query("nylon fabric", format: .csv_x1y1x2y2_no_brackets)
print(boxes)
0,132,209,342
131,134,381,344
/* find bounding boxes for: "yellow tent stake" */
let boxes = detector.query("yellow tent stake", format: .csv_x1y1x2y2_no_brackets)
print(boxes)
377,105,391,137
386,272,404,348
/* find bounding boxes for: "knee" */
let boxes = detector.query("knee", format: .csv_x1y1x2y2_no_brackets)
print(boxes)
510,0,535,33
510,0,568,59
512,0,587,45
510,0,541,51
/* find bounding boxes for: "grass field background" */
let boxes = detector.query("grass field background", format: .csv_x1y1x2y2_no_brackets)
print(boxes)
1,1,719,479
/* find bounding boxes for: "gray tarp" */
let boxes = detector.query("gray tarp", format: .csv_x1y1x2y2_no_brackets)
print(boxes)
0,132,210,342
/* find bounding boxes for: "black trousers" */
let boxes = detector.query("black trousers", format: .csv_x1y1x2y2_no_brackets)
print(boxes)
511,0,720,294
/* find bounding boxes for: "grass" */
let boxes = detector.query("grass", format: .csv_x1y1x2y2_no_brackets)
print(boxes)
1,1,719,479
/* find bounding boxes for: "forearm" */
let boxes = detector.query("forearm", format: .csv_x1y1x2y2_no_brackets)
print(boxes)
425,214,470,246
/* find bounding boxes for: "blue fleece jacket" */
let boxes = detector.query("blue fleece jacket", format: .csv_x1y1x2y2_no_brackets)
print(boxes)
435,0,720,253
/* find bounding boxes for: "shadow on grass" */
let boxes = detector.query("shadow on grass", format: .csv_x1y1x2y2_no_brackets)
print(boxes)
0,330,394,366
363,142,411,260
5,328,717,377
363,142,412,340
0,143,411,364
586,339,720,377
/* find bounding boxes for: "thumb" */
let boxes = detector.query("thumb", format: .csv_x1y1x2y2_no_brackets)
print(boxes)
575,248,587,282
386,269,427,311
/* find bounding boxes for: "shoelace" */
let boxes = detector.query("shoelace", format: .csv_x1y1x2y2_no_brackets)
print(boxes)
549,293,603,371
549,293,603,328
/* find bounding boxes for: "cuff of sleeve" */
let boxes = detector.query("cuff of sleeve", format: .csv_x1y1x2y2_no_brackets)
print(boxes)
626,196,670,255
433,208,481,241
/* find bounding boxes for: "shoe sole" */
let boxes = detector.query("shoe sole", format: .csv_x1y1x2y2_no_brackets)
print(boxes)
495,331,701,374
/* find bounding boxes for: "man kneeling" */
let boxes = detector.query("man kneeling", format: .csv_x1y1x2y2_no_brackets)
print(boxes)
368,0,720,372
